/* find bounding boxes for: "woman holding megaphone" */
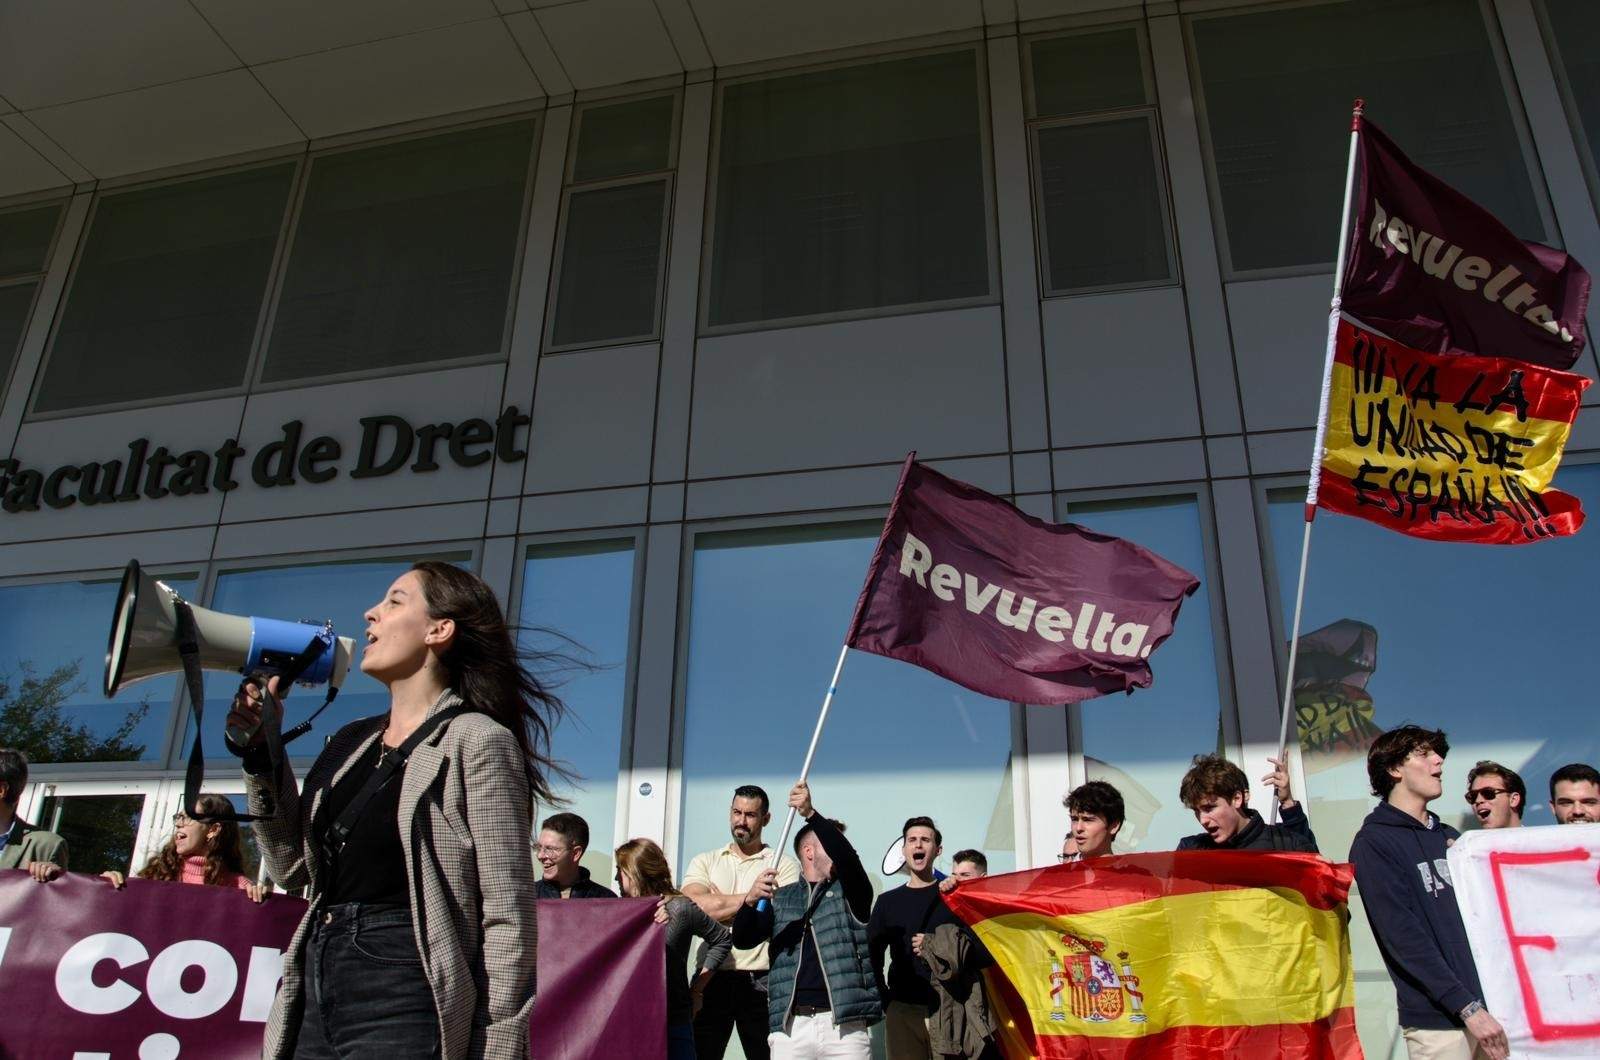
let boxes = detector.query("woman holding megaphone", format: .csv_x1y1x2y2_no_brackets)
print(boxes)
227,561,564,1060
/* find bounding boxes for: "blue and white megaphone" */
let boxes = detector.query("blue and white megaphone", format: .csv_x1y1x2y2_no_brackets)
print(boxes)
104,560,355,745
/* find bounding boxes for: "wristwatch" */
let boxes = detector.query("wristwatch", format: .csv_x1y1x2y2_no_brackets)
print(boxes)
1459,1000,1485,1021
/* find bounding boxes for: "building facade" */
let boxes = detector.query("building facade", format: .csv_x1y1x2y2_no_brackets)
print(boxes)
1,0,1597,1054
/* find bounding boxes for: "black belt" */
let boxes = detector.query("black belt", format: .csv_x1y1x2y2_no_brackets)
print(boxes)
719,969,768,978
792,1003,831,1017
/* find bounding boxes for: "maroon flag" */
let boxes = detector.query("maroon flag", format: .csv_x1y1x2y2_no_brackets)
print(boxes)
846,457,1200,705
1342,118,1590,371
530,898,666,1060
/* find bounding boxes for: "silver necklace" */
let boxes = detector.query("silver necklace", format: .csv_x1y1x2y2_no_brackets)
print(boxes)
375,723,395,769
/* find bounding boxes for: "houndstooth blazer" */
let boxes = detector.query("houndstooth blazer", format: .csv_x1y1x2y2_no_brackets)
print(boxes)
246,689,537,1060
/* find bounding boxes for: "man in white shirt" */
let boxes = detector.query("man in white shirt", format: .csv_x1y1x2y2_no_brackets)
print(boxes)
682,784,801,1060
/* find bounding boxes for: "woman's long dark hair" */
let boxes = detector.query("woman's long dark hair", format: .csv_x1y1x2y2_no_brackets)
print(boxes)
411,561,571,806
138,792,248,885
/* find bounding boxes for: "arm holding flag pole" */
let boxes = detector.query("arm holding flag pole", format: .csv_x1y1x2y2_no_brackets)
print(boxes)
1269,99,1364,826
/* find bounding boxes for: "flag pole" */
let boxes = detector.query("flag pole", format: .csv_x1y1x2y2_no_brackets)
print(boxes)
1270,99,1364,825
766,642,852,879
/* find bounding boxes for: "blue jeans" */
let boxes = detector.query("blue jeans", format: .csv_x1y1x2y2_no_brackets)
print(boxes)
294,902,441,1059
669,1022,697,1060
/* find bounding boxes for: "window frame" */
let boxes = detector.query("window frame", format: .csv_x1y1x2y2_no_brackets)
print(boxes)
696,42,1002,338
252,112,543,393
0,561,208,775
508,526,646,855
15,778,169,876
662,507,1029,872
24,157,303,422
1183,0,1559,282
1051,483,1241,796
0,196,68,407
1533,0,1600,215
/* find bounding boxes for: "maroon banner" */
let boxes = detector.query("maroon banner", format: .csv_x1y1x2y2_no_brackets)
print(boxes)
0,869,306,1059
0,872,668,1060
846,458,1200,704
1343,118,1591,371
530,897,666,1060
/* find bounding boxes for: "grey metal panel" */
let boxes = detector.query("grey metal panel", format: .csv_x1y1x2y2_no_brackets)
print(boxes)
688,306,1010,479
1051,438,1205,490
519,485,649,532
1568,407,1600,451
1210,476,1287,812
1042,286,1201,446
683,455,1009,522
1012,449,1052,494
0,395,245,543
1225,273,1332,432
625,521,683,844
492,105,570,499
479,534,516,611
486,496,519,537
986,34,1050,454
0,525,214,578
653,80,713,483
649,481,685,522
1147,13,1242,436
1205,434,1248,478
1246,430,1313,477
211,500,487,559
219,363,506,523
1493,0,1600,396
522,342,658,493
0,191,89,459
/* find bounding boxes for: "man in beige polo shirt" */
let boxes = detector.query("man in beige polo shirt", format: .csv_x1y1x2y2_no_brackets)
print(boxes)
683,784,800,1060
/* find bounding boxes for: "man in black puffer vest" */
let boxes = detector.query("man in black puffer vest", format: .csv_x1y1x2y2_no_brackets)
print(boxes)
1175,754,1318,852
734,783,881,1059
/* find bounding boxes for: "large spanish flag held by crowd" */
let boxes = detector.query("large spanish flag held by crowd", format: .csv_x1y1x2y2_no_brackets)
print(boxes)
1319,317,1588,543
943,853,1361,1059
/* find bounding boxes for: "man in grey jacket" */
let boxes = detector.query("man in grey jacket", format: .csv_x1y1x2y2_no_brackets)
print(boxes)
0,748,69,878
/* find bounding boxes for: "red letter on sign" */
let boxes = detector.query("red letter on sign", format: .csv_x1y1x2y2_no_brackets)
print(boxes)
1488,848,1600,1042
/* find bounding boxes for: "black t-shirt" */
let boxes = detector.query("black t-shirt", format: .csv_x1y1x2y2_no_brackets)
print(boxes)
867,883,963,1010
318,738,409,907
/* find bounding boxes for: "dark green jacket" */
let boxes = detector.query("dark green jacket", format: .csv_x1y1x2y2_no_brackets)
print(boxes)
765,877,882,1032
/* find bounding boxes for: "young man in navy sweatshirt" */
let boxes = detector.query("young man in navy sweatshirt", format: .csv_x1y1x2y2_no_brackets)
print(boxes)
1350,726,1508,1060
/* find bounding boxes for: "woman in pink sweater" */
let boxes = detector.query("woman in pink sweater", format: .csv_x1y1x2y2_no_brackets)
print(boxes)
104,792,266,901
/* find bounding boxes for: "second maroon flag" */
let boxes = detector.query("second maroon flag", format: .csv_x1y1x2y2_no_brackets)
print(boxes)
845,457,1200,705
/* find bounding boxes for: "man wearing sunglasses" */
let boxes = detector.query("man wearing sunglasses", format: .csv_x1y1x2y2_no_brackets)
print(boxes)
1463,762,1524,830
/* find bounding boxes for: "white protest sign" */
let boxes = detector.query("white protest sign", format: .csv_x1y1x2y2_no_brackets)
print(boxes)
1448,823,1600,1058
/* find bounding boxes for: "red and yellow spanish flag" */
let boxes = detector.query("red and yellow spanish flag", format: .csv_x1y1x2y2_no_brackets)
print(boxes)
944,853,1361,1059
1318,318,1588,543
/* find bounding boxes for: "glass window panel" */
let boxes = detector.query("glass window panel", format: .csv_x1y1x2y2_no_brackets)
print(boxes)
189,555,469,760
0,204,61,277
0,574,198,765
1030,29,1147,118
1062,496,1223,852
573,96,675,183
1037,118,1171,291
1266,464,1600,1055
1541,0,1600,201
550,180,667,348
519,540,635,886
263,121,536,383
35,166,293,412
0,282,37,393
35,792,148,875
679,523,1016,890
1191,0,1544,273
708,51,990,327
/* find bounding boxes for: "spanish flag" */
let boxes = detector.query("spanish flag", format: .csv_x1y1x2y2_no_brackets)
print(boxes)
1318,318,1588,544
943,853,1361,1059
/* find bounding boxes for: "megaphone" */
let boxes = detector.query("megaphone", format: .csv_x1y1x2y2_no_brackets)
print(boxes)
105,560,355,744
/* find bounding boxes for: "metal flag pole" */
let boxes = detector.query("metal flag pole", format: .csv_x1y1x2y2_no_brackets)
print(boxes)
1270,99,1364,826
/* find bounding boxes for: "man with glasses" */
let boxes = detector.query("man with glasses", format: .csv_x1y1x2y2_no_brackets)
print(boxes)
1463,762,1524,830
534,812,616,899
1350,726,1507,1060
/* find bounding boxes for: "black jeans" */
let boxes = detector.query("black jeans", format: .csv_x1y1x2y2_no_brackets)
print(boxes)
693,970,770,1060
294,902,441,1060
